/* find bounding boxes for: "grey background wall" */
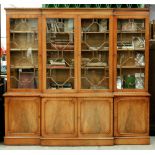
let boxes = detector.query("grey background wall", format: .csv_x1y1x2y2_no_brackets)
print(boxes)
149,5,155,135
150,5,155,20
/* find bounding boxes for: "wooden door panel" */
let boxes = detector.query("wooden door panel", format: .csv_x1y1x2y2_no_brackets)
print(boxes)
114,97,149,136
42,98,77,137
79,98,113,137
6,97,40,136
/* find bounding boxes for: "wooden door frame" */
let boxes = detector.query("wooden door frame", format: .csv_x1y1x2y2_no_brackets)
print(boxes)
77,14,114,93
113,15,150,92
42,14,78,93
6,14,42,92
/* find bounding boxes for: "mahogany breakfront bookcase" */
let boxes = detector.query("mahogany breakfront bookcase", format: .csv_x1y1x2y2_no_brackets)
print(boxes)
4,8,150,146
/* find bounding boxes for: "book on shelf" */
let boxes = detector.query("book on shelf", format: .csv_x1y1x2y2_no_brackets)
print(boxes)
86,62,107,67
90,85,108,89
64,19,73,32
49,82,72,89
49,58,66,66
50,62,66,66
10,65,38,69
47,65,66,69
18,72,37,88
123,74,135,89
59,88,72,90
47,43,74,50
50,87,72,90
135,73,144,89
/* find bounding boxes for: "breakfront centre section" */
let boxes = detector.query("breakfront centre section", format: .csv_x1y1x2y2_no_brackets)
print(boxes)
4,8,150,146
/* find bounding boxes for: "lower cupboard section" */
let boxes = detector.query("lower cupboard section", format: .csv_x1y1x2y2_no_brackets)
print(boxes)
114,96,150,145
41,98,77,138
4,96,41,145
4,96,150,145
5,97,40,135
41,98,113,138
41,97,114,146
78,98,113,137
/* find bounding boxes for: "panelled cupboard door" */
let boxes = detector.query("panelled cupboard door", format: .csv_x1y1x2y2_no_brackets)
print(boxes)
5,97,40,136
79,98,113,137
114,97,149,136
42,98,77,137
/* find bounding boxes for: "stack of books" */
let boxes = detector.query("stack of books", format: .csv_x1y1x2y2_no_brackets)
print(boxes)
48,58,66,68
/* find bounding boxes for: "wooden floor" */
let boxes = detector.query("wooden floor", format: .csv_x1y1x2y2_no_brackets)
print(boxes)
0,137,155,150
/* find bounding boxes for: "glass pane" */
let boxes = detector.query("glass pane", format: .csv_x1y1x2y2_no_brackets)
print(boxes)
81,18,109,89
117,19,145,89
10,18,39,89
46,18,74,89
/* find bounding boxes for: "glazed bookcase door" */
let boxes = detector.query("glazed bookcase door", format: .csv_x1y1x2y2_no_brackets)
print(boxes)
79,16,113,92
7,16,41,91
114,17,149,91
44,16,77,92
